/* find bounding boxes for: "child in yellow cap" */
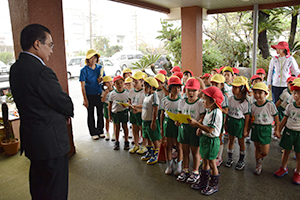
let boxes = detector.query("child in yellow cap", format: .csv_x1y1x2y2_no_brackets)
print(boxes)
122,68,132,80
124,77,134,91
248,82,280,175
225,76,250,170
101,76,114,141
155,73,168,125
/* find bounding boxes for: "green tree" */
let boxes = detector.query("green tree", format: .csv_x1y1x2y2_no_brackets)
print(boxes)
0,52,14,64
93,36,123,57
156,20,181,65
138,42,168,55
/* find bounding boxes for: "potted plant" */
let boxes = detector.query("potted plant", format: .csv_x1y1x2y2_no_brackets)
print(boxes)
0,102,19,156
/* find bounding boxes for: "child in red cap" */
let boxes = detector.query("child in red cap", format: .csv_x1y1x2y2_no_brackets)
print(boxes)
188,86,224,195
201,73,212,88
276,76,296,121
160,76,183,175
275,82,300,185
256,68,266,84
183,70,193,86
171,66,181,74
175,78,205,184
108,75,130,150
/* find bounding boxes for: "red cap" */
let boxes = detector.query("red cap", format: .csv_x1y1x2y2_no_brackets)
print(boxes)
291,85,300,91
173,72,183,79
202,73,211,78
113,75,124,82
232,67,239,74
256,68,265,74
271,41,290,55
183,70,194,77
202,86,224,110
251,75,262,81
298,74,300,78
158,69,167,75
212,68,219,73
171,66,181,73
185,78,200,90
287,76,297,83
168,76,182,85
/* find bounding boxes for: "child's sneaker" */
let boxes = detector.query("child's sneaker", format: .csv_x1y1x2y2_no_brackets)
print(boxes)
111,134,115,141
113,141,120,150
105,133,110,141
274,167,288,177
137,145,147,154
165,160,173,175
174,160,182,176
245,137,251,143
177,171,190,182
253,165,262,175
129,145,139,154
235,160,245,170
124,141,130,150
292,169,300,185
147,148,159,165
141,146,153,161
186,172,200,184
216,157,223,167
225,158,233,167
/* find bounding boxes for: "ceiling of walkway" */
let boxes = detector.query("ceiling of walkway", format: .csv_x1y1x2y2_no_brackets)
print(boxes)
110,0,300,14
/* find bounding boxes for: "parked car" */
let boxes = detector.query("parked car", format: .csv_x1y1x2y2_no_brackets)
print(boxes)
154,55,171,69
80,57,121,78
111,51,143,70
66,56,85,78
0,61,9,74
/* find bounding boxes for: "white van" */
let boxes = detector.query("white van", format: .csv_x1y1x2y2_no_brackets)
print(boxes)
111,51,143,70
66,56,85,78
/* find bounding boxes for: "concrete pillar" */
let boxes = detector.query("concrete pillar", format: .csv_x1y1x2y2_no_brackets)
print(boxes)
8,0,76,155
181,6,203,77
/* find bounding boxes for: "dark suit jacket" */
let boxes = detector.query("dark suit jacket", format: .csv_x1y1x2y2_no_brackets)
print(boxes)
9,52,74,160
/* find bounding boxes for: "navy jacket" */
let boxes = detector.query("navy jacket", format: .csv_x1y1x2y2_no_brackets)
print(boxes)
9,52,74,160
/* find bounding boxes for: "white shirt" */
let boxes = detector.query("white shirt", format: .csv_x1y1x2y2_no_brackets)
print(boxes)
224,83,233,97
202,108,223,138
178,98,205,123
142,92,159,121
251,100,278,125
279,88,292,109
160,96,181,118
228,96,251,119
102,89,113,104
156,89,166,102
222,92,229,108
108,89,129,113
129,88,145,106
285,102,300,131
267,55,300,87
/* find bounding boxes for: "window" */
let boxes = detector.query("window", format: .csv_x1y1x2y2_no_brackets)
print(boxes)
127,55,133,60
120,55,126,60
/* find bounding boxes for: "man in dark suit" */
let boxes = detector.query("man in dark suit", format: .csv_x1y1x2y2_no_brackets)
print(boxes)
9,24,74,200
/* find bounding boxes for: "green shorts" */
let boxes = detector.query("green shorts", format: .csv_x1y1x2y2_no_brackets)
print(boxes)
163,117,178,139
227,116,244,138
103,103,109,119
130,111,142,126
158,110,162,126
177,124,199,147
279,127,300,153
199,134,220,160
111,110,128,124
278,106,285,122
142,120,161,142
251,123,272,145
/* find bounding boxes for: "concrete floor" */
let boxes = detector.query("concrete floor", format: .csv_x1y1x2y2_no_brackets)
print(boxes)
1,78,299,200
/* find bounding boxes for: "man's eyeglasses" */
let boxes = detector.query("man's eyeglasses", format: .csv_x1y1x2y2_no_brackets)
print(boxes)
39,40,54,50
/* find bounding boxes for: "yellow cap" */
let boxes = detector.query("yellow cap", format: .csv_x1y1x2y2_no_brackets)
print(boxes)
211,74,225,83
293,78,300,84
122,68,132,74
103,75,112,82
142,72,148,79
155,73,166,83
222,66,234,74
125,77,133,83
132,71,144,80
231,76,250,92
86,49,100,59
144,77,159,88
252,82,269,94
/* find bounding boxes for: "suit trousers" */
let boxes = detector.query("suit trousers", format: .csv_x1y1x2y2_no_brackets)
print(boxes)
87,94,104,136
29,154,69,200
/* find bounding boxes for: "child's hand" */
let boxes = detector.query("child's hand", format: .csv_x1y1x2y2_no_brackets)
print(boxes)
121,104,127,108
224,124,228,132
151,121,156,131
243,130,249,138
132,108,138,114
274,130,281,139
196,128,202,137
174,121,181,127
109,116,113,123
187,118,199,127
